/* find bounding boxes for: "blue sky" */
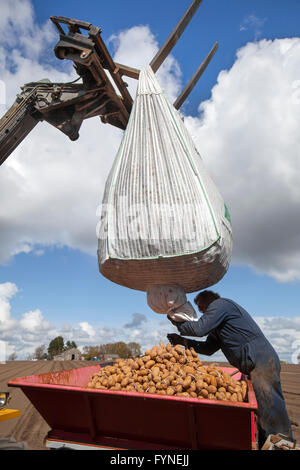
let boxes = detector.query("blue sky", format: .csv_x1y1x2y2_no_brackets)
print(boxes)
0,0,300,362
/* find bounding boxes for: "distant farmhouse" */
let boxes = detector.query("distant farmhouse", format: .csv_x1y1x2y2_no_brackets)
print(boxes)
54,348,82,361
53,349,119,362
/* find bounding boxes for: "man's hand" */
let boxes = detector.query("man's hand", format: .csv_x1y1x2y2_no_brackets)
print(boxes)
167,333,185,346
167,315,178,327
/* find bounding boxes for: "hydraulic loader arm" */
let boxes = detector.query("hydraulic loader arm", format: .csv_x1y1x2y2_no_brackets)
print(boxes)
0,76,130,166
0,87,39,165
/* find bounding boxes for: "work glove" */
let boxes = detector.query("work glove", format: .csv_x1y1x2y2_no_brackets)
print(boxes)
167,314,179,327
167,333,185,347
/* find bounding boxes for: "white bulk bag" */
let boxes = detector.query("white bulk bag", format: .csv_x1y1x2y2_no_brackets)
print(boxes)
97,66,232,296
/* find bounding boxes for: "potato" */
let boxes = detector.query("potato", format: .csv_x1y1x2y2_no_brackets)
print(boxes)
208,393,216,400
190,348,198,358
174,345,184,355
216,377,224,387
203,374,211,385
210,376,217,387
121,378,129,387
142,355,151,362
95,383,106,389
209,370,218,377
87,342,247,404
137,358,144,368
182,376,192,389
111,383,121,391
241,384,247,400
196,380,205,391
207,385,217,394
216,391,226,401
184,366,194,375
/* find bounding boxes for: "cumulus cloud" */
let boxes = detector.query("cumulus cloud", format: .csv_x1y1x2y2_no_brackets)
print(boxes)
109,25,182,102
19,309,51,332
253,316,300,363
78,322,96,338
0,282,56,356
0,282,18,332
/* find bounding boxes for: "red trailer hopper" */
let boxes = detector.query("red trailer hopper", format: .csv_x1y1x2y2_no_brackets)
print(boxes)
8,365,257,450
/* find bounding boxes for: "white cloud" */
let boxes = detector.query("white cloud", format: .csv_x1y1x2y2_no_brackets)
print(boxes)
20,309,51,332
0,282,18,331
78,322,96,338
109,25,182,102
0,281,18,299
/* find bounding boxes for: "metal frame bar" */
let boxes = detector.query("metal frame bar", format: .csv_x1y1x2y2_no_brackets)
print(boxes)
150,0,203,73
173,42,219,110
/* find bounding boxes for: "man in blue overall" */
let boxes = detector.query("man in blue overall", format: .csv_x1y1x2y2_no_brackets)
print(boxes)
167,290,293,449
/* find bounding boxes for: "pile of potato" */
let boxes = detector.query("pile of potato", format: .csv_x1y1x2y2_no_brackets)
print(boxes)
87,343,247,402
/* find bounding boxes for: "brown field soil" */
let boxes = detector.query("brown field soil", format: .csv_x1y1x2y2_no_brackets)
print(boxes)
0,360,299,450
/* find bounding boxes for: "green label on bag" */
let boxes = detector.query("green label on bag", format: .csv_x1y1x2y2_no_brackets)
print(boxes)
224,204,231,224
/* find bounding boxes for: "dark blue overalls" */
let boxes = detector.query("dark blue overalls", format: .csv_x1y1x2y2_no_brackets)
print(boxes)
175,298,293,448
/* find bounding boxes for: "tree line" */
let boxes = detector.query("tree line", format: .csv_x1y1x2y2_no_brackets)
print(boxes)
14,336,142,361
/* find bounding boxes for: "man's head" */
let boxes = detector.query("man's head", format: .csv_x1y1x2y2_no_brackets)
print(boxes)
194,290,220,313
